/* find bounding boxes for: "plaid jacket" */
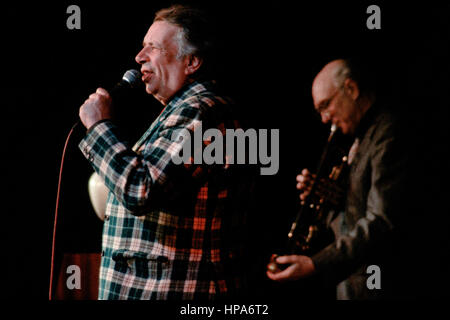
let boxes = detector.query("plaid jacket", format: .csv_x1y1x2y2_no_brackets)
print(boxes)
79,81,253,300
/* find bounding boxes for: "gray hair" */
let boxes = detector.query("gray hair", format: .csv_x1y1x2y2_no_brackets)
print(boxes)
330,58,375,96
332,60,352,89
154,4,214,71
173,28,197,60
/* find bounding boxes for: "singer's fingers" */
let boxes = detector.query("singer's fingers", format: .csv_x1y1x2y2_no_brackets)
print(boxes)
87,90,110,103
96,87,110,96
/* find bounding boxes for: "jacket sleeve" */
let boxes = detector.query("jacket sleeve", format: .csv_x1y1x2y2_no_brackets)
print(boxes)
311,119,408,283
79,103,203,215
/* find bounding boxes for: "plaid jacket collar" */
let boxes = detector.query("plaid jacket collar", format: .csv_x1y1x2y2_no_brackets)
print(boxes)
133,80,214,151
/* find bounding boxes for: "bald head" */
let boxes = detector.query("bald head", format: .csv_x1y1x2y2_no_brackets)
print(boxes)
311,59,372,135
312,59,349,99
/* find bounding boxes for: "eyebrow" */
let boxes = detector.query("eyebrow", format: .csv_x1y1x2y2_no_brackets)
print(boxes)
142,40,161,47
317,97,335,114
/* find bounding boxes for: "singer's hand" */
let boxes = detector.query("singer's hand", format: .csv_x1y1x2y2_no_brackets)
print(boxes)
296,169,316,201
79,88,112,129
266,255,315,281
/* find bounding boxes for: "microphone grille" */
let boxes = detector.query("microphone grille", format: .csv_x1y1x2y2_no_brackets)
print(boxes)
122,69,141,88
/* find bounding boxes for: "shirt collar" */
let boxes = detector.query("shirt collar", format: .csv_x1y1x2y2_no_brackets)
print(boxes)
170,80,214,104
159,80,214,115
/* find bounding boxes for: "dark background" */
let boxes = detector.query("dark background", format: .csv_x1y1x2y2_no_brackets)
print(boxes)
4,0,449,302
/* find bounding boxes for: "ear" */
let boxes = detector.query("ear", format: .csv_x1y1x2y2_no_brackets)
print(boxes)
344,78,360,101
185,55,203,75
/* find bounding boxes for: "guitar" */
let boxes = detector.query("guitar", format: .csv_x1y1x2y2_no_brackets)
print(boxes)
87,172,109,221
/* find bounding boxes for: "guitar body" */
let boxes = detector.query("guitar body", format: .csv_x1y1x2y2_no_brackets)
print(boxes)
87,172,109,221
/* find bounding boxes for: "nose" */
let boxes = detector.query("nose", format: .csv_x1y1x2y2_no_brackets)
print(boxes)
135,47,147,65
321,111,331,123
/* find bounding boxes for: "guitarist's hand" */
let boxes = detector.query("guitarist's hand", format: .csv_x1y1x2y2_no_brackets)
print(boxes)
266,255,316,281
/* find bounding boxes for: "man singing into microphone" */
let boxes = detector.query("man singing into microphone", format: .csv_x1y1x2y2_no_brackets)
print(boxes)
78,4,253,300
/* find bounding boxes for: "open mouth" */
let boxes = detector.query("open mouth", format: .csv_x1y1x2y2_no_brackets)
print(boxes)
142,72,153,82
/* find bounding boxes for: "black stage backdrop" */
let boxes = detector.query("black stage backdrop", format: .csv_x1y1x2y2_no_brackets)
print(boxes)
4,0,449,306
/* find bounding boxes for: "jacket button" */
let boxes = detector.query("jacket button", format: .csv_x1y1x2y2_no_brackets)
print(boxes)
127,259,135,268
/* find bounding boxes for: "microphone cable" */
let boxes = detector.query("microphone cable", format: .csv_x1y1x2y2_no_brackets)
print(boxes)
49,120,80,300
47,69,140,300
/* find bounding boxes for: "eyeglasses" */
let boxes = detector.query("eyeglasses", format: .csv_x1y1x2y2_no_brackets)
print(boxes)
316,88,342,115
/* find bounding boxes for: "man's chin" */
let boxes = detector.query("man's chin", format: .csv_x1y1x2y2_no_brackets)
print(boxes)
343,126,357,136
145,83,154,95
339,125,350,135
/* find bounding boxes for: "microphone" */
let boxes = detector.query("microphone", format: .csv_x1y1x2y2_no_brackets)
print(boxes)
111,69,142,94
108,69,142,111
50,69,142,299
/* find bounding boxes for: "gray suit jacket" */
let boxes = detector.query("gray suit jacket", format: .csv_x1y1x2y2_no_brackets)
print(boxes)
311,104,412,299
